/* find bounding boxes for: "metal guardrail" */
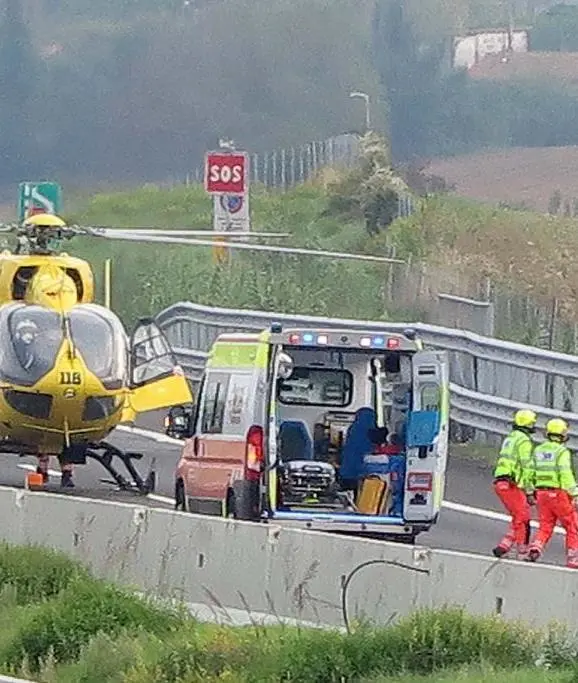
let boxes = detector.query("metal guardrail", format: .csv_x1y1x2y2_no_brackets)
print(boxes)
173,347,578,450
0,676,35,682
157,302,578,377
158,301,578,448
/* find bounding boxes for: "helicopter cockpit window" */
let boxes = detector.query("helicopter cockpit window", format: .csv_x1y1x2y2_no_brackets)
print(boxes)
68,306,128,389
0,305,63,387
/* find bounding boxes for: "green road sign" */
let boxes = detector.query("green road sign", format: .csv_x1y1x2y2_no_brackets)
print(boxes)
17,182,62,222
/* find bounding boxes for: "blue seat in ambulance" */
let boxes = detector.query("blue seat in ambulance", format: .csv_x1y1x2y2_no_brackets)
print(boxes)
278,420,314,462
339,407,377,485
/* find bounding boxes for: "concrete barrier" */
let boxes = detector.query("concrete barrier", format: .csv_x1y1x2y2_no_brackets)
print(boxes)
1,486,577,630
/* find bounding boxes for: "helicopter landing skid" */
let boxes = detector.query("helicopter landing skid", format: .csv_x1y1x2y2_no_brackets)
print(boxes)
86,441,156,495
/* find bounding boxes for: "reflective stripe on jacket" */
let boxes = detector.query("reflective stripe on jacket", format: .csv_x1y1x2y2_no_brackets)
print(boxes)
533,439,578,496
494,429,534,491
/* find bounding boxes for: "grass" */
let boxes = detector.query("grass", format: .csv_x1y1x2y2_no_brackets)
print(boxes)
392,196,578,328
0,542,578,682
57,182,395,329
380,671,571,682
49,178,578,348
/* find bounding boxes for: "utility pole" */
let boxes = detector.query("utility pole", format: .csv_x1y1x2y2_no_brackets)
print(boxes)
506,0,514,53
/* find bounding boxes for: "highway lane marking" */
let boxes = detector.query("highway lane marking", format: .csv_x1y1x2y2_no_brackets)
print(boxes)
147,493,175,505
18,464,62,478
442,500,564,535
115,425,569,533
16,464,175,507
20,426,567,536
116,424,183,445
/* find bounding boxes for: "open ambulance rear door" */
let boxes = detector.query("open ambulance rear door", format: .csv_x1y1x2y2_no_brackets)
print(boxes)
403,349,450,525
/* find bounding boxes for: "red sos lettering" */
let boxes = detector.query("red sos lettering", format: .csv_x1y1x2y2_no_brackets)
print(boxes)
205,152,247,194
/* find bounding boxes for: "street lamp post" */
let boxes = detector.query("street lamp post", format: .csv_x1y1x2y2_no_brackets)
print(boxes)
349,91,371,131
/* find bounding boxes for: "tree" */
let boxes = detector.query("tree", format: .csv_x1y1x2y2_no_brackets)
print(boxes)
530,4,578,52
325,132,411,236
371,0,449,161
0,0,39,181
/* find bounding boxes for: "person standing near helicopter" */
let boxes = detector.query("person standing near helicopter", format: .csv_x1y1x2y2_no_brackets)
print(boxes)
36,456,74,488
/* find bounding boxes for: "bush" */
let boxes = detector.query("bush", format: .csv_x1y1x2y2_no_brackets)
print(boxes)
0,542,89,605
41,630,165,683
120,608,548,683
2,576,184,672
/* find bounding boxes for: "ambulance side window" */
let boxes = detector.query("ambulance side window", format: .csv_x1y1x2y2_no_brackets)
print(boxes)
189,376,205,436
200,373,231,434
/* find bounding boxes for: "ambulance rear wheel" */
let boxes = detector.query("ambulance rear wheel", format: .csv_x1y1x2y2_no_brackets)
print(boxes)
231,481,260,521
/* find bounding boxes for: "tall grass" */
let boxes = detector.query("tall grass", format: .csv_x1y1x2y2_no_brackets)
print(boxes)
63,183,395,327
43,181,578,338
0,543,577,683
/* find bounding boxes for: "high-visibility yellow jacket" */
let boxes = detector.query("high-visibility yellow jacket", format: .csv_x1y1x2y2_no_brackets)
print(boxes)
532,439,578,497
494,429,534,492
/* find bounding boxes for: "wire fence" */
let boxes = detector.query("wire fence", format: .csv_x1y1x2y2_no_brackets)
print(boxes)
183,133,416,219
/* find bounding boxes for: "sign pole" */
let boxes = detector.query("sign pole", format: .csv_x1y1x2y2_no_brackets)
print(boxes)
204,140,251,265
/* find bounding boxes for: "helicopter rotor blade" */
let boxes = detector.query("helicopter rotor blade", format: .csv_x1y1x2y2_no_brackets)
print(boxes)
110,229,291,238
95,231,405,264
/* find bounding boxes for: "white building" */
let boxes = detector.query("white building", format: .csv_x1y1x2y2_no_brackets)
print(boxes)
453,29,529,70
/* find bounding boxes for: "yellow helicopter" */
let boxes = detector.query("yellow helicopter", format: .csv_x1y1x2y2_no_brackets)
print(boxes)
0,212,194,494
0,201,402,494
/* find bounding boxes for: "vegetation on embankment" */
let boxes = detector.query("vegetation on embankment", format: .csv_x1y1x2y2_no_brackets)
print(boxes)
0,542,577,683
61,181,395,328
54,160,578,345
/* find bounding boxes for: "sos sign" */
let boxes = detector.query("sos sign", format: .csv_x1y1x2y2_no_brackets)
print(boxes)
204,151,248,194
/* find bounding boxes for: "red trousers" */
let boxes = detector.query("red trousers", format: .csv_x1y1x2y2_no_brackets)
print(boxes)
530,489,578,568
494,480,531,553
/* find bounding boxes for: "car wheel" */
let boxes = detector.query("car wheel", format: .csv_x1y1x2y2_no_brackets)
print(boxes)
231,480,260,521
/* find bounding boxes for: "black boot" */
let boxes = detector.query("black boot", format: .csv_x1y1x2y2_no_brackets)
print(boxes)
60,471,74,488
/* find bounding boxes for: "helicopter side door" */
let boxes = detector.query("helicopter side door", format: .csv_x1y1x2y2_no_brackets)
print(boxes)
127,317,193,414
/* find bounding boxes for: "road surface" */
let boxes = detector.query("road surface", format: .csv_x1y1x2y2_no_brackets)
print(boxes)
0,411,569,568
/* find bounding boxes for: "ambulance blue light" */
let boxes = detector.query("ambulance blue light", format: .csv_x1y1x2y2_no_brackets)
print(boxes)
303,333,314,343
373,336,385,347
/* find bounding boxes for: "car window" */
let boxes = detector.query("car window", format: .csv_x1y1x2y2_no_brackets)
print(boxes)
200,373,231,434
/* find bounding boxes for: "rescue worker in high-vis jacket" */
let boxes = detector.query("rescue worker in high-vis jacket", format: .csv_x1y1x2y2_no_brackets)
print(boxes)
527,418,578,568
492,409,537,559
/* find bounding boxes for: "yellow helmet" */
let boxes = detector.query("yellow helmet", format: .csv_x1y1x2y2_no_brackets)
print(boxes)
23,213,66,228
513,409,537,428
546,418,569,437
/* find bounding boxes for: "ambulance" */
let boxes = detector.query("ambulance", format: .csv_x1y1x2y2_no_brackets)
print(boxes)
165,323,450,543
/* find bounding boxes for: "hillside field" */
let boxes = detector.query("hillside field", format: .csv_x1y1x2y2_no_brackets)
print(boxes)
425,146,578,212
